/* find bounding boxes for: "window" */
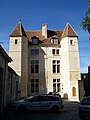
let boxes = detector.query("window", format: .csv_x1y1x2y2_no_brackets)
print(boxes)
52,49,59,55
31,49,39,55
56,50,59,54
31,60,39,73
31,79,39,93
53,79,60,92
52,60,60,73
57,60,60,73
70,40,74,45
15,39,18,44
32,36,38,44
51,38,60,44
52,49,55,54
32,39,38,44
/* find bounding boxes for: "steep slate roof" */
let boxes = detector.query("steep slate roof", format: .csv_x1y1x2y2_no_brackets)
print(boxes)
10,21,27,37
10,21,77,44
61,22,78,38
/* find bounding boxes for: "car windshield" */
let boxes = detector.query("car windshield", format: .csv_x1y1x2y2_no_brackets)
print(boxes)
81,97,90,105
24,96,34,101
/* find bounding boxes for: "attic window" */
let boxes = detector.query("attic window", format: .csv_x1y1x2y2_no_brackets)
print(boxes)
15,39,18,44
32,36,38,45
51,38,60,44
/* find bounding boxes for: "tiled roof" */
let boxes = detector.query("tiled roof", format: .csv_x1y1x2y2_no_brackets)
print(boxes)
10,22,27,37
61,22,78,38
26,30,63,42
10,22,77,45
26,31,45,41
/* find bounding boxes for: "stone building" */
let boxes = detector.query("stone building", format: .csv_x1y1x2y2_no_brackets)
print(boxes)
0,45,12,119
80,66,90,98
7,66,20,104
9,21,81,101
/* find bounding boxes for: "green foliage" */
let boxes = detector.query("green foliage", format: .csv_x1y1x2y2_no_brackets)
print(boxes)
81,0,90,34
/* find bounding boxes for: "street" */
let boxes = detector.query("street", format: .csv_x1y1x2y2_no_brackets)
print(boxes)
5,100,80,120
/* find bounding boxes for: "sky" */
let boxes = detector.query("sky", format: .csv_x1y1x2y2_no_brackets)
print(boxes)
0,0,90,73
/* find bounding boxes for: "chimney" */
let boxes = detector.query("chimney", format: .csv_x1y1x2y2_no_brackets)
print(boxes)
42,24,48,39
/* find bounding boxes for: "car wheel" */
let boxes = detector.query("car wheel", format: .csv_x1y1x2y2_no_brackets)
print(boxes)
51,105,59,112
17,105,27,113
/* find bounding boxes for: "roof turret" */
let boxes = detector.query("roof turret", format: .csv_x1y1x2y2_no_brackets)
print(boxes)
61,22,78,38
10,20,27,37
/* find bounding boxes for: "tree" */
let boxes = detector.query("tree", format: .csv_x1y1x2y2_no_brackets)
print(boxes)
81,0,90,34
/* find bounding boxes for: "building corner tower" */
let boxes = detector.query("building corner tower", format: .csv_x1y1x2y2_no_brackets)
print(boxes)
9,21,28,98
60,22,81,101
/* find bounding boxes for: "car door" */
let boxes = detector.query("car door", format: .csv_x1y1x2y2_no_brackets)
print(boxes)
27,96,51,111
27,96,46,111
39,96,52,110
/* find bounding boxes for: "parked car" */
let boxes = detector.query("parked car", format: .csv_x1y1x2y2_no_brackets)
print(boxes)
48,92,61,98
78,96,90,120
11,94,64,113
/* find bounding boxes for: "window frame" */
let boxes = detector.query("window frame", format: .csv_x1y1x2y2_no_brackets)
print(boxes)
70,40,74,46
52,49,60,55
53,79,60,92
31,60,39,74
31,79,39,93
51,38,60,44
31,49,39,55
15,39,18,44
52,60,60,73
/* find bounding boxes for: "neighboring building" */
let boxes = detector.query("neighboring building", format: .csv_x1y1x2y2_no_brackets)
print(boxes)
0,45,12,119
9,21,81,101
7,66,20,104
80,66,90,97
78,79,85,101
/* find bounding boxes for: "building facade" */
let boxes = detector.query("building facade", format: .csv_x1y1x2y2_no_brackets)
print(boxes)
9,21,81,101
81,66,90,97
0,45,12,119
7,66,20,104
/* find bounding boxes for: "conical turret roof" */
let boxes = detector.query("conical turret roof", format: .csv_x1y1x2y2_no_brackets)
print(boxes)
10,20,27,37
61,22,78,38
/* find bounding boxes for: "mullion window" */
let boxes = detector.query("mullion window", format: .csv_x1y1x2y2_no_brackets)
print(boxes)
52,49,59,55
31,49,39,55
53,79,60,92
31,60,39,73
52,60,60,73
31,79,39,93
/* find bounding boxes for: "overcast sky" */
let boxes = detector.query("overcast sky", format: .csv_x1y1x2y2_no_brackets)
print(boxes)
0,0,90,73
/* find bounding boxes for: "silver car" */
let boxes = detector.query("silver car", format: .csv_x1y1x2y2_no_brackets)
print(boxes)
11,94,64,113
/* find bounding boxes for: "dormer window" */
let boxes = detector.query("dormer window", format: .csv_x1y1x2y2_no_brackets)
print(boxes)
32,36,38,45
51,36,60,44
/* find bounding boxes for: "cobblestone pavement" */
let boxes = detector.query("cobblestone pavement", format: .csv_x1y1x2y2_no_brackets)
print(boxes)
4,100,80,120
